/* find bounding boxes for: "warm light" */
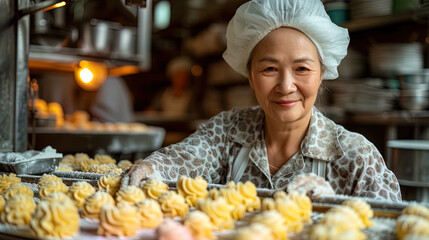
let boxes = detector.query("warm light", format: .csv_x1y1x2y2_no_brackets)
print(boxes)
42,1,67,12
79,68,94,83
74,61,108,91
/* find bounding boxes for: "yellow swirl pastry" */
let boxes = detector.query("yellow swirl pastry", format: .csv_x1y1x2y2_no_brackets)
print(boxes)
135,199,163,228
158,191,189,218
219,187,246,220
116,185,145,205
68,181,96,208
402,205,429,221
0,173,21,194
95,154,116,164
396,215,429,240
261,198,276,212
43,192,76,206
4,183,34,200
97,202,141,237
342,199,373,227
38,174,62,189
82,191,115,219
275,198,303,233
117,160,133,170
324,206,364,229
106,168,123,175
88,164,122,174
287,191,312,223
81,158,100,172
57,163,74,172
98,175,122,196
60,154,75,164
141,178,169,200
226,181,236,189
38,180,68,199
183,210,214,240
0,194,36,226
236,181,260,211
232,223,275,240
30,201,79,238
250,210,288,240
177,175,208,207
207,188,221,200
0,195,5,214
309,224,366,240
73,153,90,170
195,197,234,230
273,190,288,200
231,204,247,220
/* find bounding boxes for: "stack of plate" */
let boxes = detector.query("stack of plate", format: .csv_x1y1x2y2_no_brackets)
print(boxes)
369,43,423,78
350,0,392,20
325,78,400,113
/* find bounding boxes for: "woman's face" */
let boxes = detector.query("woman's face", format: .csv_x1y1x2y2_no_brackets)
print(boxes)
249,27,323,125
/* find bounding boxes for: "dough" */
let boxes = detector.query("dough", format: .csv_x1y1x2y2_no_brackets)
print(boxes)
250,210,288,240
141,178,169,200
68,181,96,208
402,205,429,221
115,185,145,205
0,195,5,214
183,210,214,240
30,201,79,238
60,154,75,164
94,154,116,164
88,164,122,175
177,176,208,207
0,194,36,226
156,219,194,240
275,197,303,233
232,223,275,240
261,198,276,211
396,215,429,240
0,173,21,194
98,175,122,196
273,190,288,200
80,158,100,172
342,199,374,227
236,181,260,211
219,187,246,220
97,202,141,237
309,224,366,240
4,183,34,200
195,197,234,230
117,160,133,171
287,173,335,198
323,206,364,229
43,192,76,207
38,174,62,189
38,180,68,199
81,191,115,219
158,191,189,218
135,199,163,228
287,191,313,223
57,163,74,172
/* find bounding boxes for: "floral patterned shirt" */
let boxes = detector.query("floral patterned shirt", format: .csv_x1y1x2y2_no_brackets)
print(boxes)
142,106,402,201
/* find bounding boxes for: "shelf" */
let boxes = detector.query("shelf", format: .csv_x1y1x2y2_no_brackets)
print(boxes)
342,6,429,32
29,45,143,76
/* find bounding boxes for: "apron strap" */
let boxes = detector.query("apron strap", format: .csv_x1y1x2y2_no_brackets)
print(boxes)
311,158,328,179
231,146,252,183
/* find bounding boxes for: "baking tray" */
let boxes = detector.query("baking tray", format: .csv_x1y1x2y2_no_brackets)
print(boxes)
29,126,166,154
0,158,60,175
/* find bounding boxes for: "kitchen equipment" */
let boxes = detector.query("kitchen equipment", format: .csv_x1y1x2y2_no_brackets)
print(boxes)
113,27,137,57
0,148,62,174
399,89,429,110
387,140,429,183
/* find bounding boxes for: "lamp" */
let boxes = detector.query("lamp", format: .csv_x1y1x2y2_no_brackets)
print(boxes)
74,60,108,91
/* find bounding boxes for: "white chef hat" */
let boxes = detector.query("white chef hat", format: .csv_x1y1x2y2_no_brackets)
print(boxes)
222,0,350,80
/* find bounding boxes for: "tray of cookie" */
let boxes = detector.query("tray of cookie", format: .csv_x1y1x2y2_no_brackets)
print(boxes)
0,170,428,240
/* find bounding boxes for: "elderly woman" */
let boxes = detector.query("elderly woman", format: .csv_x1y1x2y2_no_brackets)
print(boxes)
123,0,401,201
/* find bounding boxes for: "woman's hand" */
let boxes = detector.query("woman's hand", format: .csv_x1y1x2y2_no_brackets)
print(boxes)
287,173,335,198
120,163,154,189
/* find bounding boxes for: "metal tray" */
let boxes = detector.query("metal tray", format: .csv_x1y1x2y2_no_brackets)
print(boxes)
0,157,60,175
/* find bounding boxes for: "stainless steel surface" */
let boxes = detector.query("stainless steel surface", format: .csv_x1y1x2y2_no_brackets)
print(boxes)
399,89,429,110
0,157,59,175
137,0,151,70
0,0,29,152
113,27,137,57
31,126,166,154
388,140,429,183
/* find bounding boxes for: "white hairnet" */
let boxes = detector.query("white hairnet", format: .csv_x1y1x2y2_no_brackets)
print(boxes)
222,0,350,80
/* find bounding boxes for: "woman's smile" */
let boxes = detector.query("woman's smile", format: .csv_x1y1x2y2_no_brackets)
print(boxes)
273,99,299,107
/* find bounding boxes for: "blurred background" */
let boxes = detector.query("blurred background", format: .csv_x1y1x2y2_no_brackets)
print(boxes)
1,0,429,202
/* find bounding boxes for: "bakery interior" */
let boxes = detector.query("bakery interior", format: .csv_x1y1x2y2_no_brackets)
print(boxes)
1,0,429,239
